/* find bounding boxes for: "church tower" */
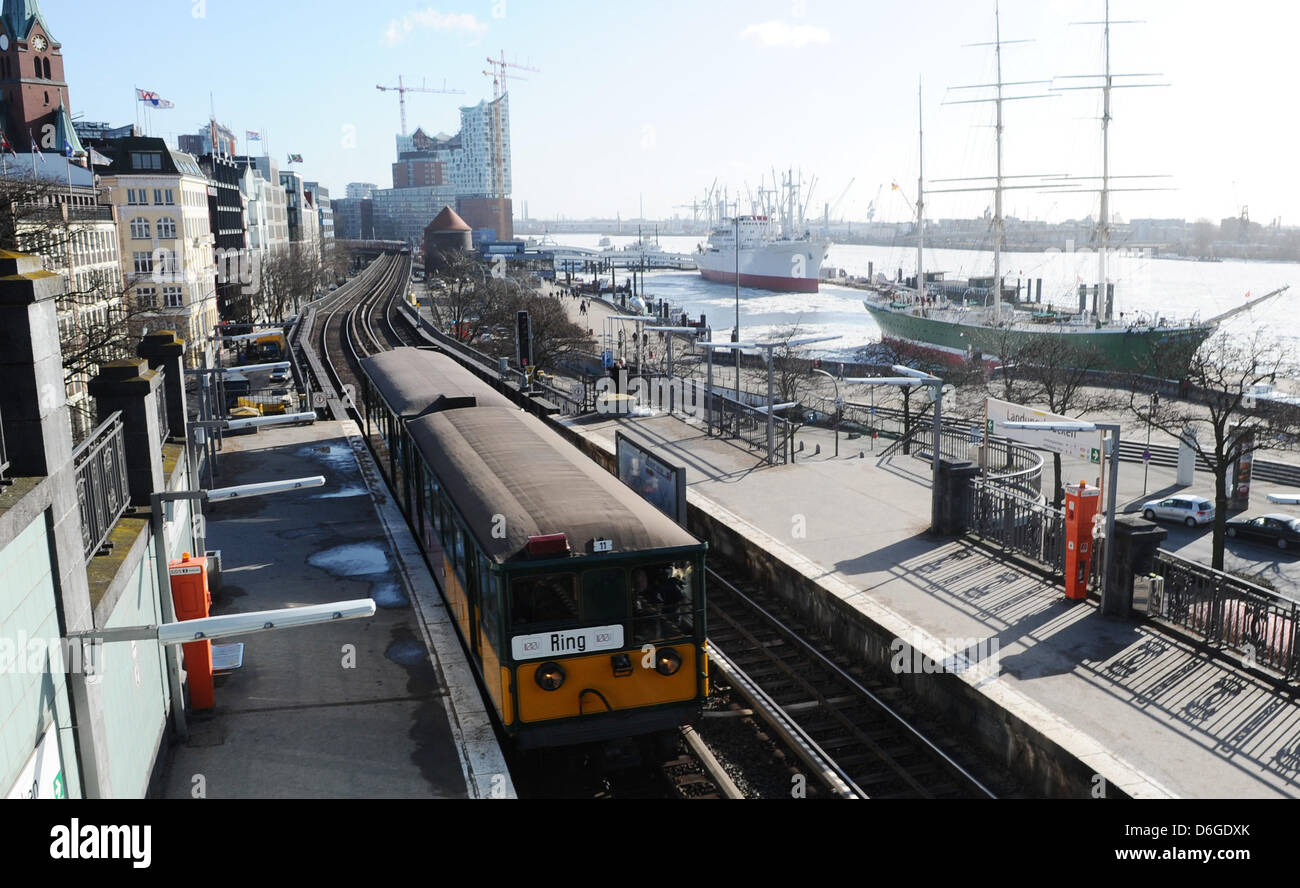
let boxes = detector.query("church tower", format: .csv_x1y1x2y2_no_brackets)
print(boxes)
0,0,76,150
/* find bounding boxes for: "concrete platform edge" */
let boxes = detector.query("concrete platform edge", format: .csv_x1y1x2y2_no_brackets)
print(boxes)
342,420,516,799
559,420,1177,799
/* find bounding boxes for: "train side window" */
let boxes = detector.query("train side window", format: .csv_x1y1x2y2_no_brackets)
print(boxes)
429,477,442,536
453,525,467,576
479,558,501,652
510,575,578,628
581,568,627,624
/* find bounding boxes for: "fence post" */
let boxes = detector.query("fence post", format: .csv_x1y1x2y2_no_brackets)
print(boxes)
0,252,73,476
88,359,165,507
137,330,187,436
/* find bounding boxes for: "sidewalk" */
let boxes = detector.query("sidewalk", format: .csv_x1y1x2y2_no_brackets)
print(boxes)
160,419,511,799
566,409,1300,797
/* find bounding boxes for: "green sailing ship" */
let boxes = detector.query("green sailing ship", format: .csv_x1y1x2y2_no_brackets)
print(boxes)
864,5,1288,376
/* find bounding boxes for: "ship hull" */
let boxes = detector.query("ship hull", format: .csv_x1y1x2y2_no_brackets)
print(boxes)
697,240,828,293
863,299,1213,374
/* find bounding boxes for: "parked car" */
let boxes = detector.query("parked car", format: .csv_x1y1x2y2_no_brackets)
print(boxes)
1225,513,1300,550
1141,494,1215,527
269,368,290,385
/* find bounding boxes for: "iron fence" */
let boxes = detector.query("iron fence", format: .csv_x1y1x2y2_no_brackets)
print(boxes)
0,404,9,484
155,369,170,443
73,411,130,559
1150,549,1300,679
967,477,1066,574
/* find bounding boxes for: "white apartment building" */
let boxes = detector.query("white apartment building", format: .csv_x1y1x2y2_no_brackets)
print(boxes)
93,138,219,367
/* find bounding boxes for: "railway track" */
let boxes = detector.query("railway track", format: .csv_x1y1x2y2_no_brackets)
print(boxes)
705,565,1005,799
313,252,413,416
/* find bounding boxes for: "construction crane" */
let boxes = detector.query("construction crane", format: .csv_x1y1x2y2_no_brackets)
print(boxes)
482,52,540,238
376,76,464,136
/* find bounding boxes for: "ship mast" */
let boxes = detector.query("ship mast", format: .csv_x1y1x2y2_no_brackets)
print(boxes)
940,2,1052,325
993,5,1005,324
916,78,925,304
1098,1,1111,319
1051,2,1168,322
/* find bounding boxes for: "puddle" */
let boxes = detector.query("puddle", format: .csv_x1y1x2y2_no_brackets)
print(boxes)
313,485,370,499
371,581,409,609
308,542,392,577
384,637,427,666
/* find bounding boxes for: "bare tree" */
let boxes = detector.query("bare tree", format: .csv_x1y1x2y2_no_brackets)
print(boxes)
1016,337,1124,506
0,174,158,436
1130,329,1300,569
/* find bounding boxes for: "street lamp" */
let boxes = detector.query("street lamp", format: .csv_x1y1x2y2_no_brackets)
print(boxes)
1142,391,1159,496
845,366,943,533
1002,419,1122,614
811,367,841,457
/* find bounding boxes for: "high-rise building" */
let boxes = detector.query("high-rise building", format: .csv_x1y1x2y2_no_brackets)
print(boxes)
345,182,376,199
372,94,512,245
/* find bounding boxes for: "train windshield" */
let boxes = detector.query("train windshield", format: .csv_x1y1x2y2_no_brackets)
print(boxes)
631,561,695,644
508,561,697,642
510,575,579,628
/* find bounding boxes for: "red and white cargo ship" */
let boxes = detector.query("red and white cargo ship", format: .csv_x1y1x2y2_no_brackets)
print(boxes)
696,214,829,293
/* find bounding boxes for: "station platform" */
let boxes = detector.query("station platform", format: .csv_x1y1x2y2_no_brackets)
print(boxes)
565,409,1300,798
160,419,513,799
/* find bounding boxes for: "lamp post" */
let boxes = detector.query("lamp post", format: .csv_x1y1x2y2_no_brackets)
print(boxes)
845,366,943,532
812,367,841,457
1143,391,1159,496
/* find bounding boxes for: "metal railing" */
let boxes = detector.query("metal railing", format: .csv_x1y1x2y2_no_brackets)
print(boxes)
155,369,170,443
1150,549,1300,679
0,404,9,484
73,411,131,559
967,478,1066,574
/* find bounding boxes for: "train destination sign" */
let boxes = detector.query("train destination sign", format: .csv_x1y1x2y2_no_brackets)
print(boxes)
512,624,625,660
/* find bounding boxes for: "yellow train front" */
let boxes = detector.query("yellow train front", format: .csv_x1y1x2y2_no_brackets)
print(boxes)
360,349,709,750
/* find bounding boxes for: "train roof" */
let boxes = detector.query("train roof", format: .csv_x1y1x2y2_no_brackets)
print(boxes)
361,347,514,417
407,406,701,564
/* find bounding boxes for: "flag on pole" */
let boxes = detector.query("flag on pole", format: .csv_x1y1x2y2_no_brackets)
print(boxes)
246,131,261,140
63,139,74,158
135,88,175,109
1245,291,1252,299
29,133,43,161
0,129,16,158
88,146,112,167
286,153,303,164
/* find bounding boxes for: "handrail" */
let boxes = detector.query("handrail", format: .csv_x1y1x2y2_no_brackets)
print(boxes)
72,411,131,559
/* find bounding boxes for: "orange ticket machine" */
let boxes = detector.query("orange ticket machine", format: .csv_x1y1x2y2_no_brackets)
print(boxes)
1064,481,1101,601
169,552,214,709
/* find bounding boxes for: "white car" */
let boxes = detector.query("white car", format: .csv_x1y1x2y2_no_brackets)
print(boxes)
1141,494,1215,527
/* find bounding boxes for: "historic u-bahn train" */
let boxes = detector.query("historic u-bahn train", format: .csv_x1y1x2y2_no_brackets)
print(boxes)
359,348,708,749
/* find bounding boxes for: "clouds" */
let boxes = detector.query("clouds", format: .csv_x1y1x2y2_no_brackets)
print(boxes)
383,8,489,45
738,20,831,49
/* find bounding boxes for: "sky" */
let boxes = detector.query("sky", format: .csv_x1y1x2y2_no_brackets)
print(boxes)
48,0,1300,225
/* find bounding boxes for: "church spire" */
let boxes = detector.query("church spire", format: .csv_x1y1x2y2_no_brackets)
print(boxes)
2,0,51,42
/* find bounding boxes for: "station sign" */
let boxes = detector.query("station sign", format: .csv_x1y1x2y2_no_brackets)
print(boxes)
985,397,1102,462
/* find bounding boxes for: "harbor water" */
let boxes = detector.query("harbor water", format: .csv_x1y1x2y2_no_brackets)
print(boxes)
555,233,1300,362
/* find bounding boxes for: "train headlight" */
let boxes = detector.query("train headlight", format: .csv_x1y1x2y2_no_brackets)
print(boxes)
654,648,682,676
535,661,566,691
